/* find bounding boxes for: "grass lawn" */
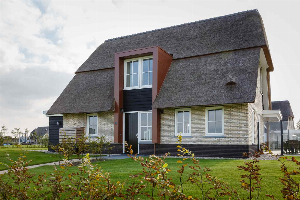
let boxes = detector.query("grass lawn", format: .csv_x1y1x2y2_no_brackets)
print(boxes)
0,147,96,171
6,156,298,199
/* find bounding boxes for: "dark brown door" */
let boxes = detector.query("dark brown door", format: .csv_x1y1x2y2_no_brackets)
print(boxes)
125,112,138,154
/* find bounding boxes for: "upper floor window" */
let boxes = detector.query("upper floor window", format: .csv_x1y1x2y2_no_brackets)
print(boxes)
124,56,153,89
205,107,224,136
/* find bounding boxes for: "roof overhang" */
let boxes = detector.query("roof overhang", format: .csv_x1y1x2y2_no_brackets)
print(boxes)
262,110,282,122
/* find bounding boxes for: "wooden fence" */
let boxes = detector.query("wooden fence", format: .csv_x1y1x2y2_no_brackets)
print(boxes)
59,127,85,143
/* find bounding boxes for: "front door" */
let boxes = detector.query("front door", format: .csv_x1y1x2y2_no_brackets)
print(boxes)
125,112,138,154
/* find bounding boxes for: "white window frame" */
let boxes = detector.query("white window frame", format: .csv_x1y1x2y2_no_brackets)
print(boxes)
86,113,98,137
139,111,152,142
175,108,191,136
205,106,224,136
124,56,153,90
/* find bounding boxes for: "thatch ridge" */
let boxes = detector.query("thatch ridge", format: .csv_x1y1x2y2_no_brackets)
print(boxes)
76,9,267,73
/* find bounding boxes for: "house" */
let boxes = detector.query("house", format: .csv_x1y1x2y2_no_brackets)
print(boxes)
266,100,297,150
47,10,282,157
30,126,49,143
271,100,295,130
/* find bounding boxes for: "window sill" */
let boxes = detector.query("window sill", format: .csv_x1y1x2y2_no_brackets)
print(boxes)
139,141,152,144
174,136,192,138
88,135,98,138
124,86,152,90
204,135,225,138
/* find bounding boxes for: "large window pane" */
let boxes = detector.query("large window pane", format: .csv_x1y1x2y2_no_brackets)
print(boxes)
133,74,138,86
216,121,222,133
127,62,132,74
149,72,152,85
208,110,215,121
148,113,152,126
148,127,152,140
184,111,190,133
141,113,147,126
143,59,149,72
216,110,222,121
177,111,183,122
149,59,153,71
208,122,215,133
126,75,130,87
177,122,183,134
133,61,138,73
141,127,147,140
142,73,148,85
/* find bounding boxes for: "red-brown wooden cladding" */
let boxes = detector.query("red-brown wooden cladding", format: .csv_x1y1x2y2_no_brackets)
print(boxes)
114,46,172,144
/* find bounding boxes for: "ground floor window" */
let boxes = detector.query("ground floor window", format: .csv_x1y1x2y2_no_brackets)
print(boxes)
175,108,191,136
140,112,152,141
87,114,98,136
205,106,224,136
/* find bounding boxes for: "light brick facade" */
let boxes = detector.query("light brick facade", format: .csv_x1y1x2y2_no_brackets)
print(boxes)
97,111,114,142
160,104,249,145
63,113,86,128
63,112,114,142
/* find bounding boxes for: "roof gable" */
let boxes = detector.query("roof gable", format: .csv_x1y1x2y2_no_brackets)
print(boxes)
76,10,267,73
47,69,114,115
272,101,294,121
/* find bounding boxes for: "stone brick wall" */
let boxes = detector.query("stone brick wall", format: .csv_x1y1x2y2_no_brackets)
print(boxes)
63,113,86,128
160,104,249,145
63,112,114,142
98,111,114,142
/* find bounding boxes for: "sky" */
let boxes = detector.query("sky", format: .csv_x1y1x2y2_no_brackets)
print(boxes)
0,0,299,135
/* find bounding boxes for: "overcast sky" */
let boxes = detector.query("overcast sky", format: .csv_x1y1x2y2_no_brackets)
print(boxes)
0,0,299,135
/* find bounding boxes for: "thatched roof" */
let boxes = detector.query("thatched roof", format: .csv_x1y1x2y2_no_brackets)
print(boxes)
47,69,114,115
76,9,270,73
272,101,294,121
152,47,261,108
48,10,272,114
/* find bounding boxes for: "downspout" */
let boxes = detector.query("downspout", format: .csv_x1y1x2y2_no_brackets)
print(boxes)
280,120,284,156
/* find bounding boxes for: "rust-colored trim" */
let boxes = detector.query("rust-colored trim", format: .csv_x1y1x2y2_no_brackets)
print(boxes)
114,46,172,144
262,46,274,72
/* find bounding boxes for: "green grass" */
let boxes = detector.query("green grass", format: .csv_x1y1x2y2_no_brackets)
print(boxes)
0,147,97,171
4,156,298,199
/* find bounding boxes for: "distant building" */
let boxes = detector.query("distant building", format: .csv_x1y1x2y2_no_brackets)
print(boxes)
30,126,49,143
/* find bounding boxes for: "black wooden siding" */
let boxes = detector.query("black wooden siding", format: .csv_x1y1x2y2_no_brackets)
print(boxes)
123,88,152,112
49,116,63,146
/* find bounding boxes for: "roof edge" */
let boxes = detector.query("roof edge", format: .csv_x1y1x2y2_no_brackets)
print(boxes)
105,9,259,42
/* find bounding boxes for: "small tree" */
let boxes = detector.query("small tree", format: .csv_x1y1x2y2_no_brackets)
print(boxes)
0,125,7,146
24,128,29,143
11,128,21,144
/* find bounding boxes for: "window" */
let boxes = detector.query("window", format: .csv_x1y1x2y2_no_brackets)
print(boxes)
175,108,191,136
124,56,153,89
87,114,98,136
140,112,152,141
205,107,224,136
